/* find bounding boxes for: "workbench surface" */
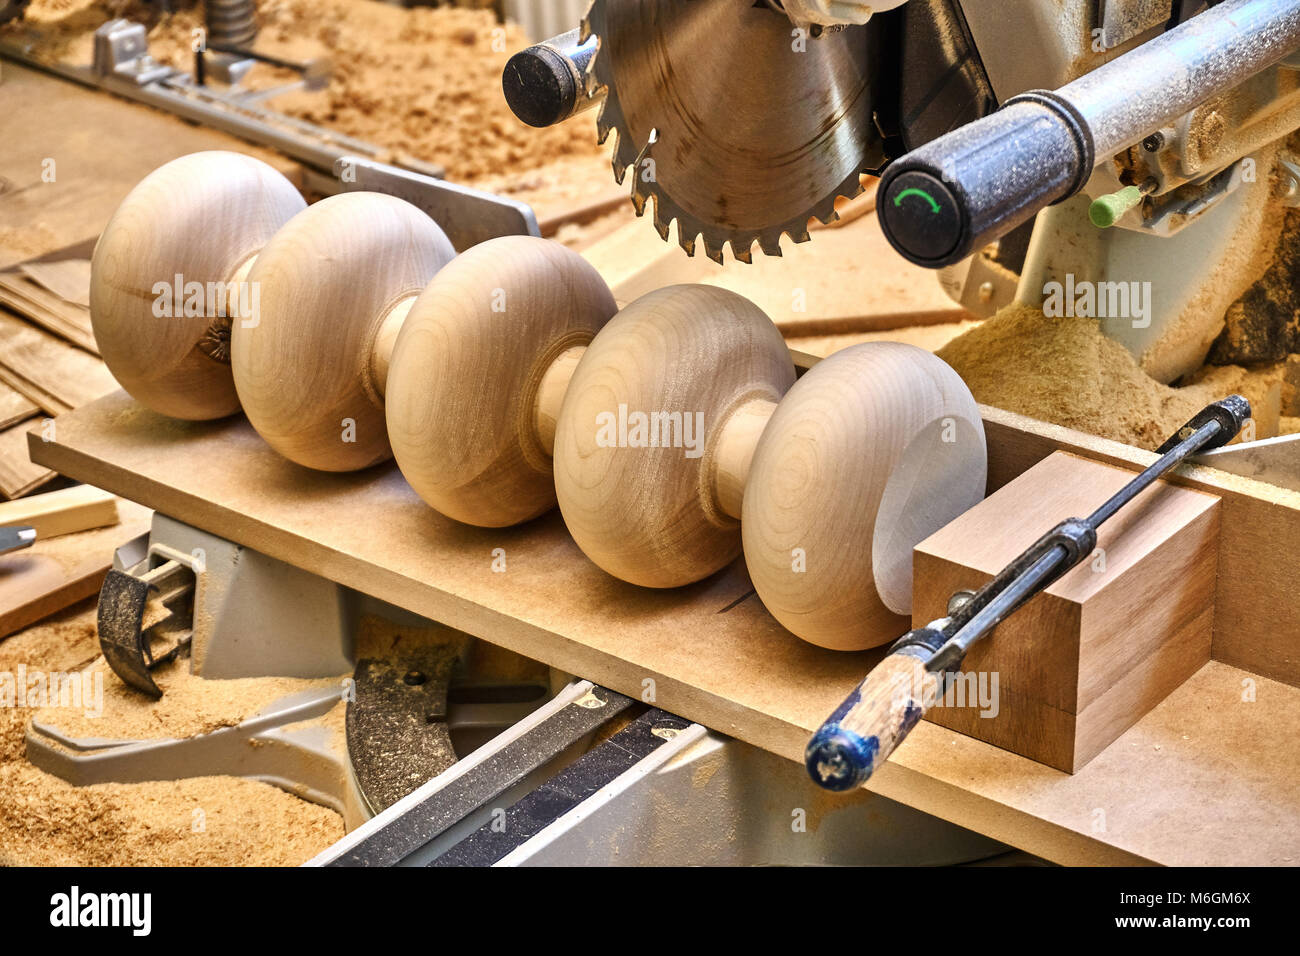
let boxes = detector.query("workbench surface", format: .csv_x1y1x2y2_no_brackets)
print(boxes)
29,392,1300,866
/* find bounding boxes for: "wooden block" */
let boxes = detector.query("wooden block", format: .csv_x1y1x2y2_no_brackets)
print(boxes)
912,451,1220,772
0,499,151,640
0,484,118,540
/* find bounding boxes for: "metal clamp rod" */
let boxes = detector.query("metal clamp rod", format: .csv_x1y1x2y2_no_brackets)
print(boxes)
878,0,1300,267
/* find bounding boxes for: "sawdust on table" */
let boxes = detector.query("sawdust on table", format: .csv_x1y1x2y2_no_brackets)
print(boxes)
12,0,621,220
0,600,344,866
938,303,1287,450
34,650,345,741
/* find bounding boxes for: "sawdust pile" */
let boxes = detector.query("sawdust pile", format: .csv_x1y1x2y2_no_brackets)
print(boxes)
35,653,343,741
938,304,1286,450
16,0,607,185
0,601,343,866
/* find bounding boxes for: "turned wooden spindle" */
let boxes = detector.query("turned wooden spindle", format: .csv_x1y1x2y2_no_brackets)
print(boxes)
552,285,988,651
385,236,618,527
89,151,457,472
229,190,455,471
90,151,306,420
93,154,619,483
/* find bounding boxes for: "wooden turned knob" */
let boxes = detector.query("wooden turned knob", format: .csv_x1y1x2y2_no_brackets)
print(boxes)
231,192,455,472
743,343,987,651
386,236,617,527
90,151,305,420
554,285,796,588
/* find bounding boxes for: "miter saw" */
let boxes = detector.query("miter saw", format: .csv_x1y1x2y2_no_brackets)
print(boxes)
503,0,1300,390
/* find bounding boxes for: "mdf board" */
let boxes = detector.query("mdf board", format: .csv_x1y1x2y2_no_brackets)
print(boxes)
913,452,1220,772
26,391,1300,866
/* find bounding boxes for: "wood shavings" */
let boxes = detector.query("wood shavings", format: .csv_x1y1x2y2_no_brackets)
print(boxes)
938,304,1286,450
35,654,344,742
0,600,345,865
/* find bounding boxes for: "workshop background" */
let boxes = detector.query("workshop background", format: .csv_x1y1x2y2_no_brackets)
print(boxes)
0,0,1298,869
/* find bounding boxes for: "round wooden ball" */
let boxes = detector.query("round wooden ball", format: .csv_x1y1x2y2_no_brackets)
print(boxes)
232,192,455,472
553,285,796,588
90,151,305,419
386,236,617,527
742,343,987,651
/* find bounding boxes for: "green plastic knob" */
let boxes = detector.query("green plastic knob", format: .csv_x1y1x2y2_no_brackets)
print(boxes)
1089,186,1144,229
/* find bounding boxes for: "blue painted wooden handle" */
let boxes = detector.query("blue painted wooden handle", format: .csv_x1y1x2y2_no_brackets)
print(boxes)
806,652,934,791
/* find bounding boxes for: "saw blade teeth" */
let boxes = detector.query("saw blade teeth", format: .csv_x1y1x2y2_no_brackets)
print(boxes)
583,0,879,269
652,202,672,240
631,188,648,217
758,232,783,257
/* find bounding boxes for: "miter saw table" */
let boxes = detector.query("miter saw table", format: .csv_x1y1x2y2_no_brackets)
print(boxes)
24,381,1300,867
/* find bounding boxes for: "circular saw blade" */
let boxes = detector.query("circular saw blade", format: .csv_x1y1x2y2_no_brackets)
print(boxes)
582,0,879,263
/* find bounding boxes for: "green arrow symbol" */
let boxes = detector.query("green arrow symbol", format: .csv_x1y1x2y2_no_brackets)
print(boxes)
893,187,942,214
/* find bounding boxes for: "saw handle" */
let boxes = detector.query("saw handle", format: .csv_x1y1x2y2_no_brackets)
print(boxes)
805,651,935,792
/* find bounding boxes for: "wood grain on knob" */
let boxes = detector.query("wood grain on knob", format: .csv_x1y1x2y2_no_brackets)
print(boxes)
386,236,617,527
554,285,796,588
743,343,986,651
90,151,305,420
232,192,455,472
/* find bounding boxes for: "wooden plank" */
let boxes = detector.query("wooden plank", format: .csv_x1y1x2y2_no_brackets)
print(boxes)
0,418,54,499
19,258,91,308
0,309,117,414
0,484,119,540
0,498,150,640
25,390,1300,866
0,62,302,271
0,379,37,431
579,183,965,337
0,272,97,353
